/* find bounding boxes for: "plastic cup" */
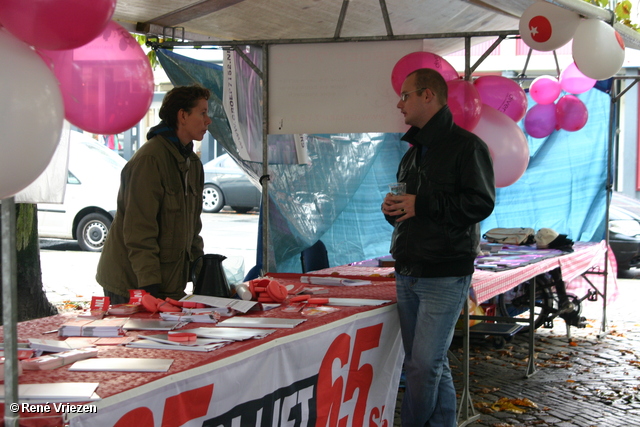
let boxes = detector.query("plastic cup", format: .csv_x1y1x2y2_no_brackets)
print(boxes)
389,182,406,195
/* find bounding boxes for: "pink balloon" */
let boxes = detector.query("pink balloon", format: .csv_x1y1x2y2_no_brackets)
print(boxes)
473,105,530,188
39,21,154,135
391,52,459,95
529,75,561,105
560,62,596,95
556,95,588,132
0,0,116,50
473,75,528,122
524,104,557,138
446,80,482,131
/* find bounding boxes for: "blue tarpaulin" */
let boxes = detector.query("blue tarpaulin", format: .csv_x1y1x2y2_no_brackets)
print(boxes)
157,48,610,274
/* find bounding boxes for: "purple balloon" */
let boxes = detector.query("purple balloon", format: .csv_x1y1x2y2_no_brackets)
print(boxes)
524,104,557,138
39,21,154,135
473,75,528,122
556,95,588,132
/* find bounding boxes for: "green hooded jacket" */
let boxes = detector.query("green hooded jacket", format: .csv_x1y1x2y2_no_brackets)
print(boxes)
96,134,205,300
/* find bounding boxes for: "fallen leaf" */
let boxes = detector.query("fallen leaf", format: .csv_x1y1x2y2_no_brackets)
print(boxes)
511,398,538,408
491,397,527,414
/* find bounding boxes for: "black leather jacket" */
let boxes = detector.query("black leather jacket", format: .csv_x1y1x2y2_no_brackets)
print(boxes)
385,106,495,278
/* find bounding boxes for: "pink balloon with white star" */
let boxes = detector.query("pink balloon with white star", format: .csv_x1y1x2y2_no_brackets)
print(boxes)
519,2,580,52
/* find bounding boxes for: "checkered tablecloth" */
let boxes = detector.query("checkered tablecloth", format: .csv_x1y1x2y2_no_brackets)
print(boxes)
472,241,615,303
307,241,616,304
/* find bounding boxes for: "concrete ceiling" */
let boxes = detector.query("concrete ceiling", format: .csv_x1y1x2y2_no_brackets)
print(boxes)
112,0,640,53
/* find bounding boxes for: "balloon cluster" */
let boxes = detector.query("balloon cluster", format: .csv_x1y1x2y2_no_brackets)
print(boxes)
391,52,530,188
0,0,154,199
524,63,594,138
519,2,625,81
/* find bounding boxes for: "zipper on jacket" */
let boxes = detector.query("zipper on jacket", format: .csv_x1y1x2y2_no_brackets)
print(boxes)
184,157,190,196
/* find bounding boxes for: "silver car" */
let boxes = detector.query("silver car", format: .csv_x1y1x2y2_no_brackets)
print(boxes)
202,154,261,214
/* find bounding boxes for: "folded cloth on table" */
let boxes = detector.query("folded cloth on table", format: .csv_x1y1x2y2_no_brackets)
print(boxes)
535,228,574,252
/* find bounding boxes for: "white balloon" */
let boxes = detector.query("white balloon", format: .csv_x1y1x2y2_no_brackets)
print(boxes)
473,105,530,188
519,1,580,51
572,19,625,80
0,29,63,199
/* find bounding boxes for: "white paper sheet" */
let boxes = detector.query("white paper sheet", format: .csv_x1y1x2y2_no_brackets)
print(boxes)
217,317,306,329
180,295,257,313
0,383,99,403
68,358,173,372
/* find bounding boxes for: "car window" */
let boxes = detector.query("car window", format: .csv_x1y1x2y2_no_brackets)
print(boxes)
612,192,640,218
68,171,80,185
220,156,232,169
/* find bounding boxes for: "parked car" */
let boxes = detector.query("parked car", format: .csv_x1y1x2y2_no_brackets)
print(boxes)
609,192,640,271
202,154,261,213
38,131,125,252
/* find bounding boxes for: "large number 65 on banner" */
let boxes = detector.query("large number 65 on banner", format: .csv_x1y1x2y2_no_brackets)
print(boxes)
69,306,404,427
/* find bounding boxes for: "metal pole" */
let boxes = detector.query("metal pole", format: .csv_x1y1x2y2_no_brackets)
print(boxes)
261,44,271,273
2,197,19,427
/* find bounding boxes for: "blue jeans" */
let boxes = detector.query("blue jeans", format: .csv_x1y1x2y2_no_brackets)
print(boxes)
396,273,472,427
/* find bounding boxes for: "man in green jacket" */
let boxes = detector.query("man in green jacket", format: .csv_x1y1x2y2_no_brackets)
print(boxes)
96,85,211,303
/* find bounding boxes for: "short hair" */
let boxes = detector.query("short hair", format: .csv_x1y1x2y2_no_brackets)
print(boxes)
407,68,448,106
159,85,211,128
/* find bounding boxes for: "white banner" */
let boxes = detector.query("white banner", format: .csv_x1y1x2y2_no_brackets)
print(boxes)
69,306,403,427
268,40,423,135
223,49,251,161
15,121,70,204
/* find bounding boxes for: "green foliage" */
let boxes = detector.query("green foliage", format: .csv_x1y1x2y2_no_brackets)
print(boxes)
582,0,640,31
133,34,162,70
583,0,609,7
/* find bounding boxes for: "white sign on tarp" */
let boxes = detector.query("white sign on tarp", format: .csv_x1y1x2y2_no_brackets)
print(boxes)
268,39,424,135
223,49,252,161
68,306,403,427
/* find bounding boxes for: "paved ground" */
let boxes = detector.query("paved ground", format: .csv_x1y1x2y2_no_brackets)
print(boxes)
394,275,640,427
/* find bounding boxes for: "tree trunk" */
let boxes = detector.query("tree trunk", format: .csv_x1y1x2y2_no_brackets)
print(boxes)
0,203,57,324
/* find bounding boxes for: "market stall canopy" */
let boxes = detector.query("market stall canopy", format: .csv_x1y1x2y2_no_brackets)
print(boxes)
113,0,640,53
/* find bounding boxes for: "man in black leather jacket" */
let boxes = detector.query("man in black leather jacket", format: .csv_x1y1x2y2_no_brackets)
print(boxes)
382,68,495,426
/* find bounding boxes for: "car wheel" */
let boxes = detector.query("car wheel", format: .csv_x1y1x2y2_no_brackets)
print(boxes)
231,207,252,214
203,184,224,213
76,213,111,252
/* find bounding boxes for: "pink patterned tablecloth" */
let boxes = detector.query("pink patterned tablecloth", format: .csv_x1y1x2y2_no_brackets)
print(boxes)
472,241,615,303
307,241,616,304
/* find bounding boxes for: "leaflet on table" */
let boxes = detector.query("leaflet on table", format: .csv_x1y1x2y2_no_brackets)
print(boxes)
180,295,257,313
58,317,128,337
28,338,96,352
138,333,231,347
159,307,232,323
123,319,188,331
68,357,174,372
217,317,306,328
181,327,277,341
316,297,391,306
126,340,228,352
300,276,372,286
22,348,99,370
0,382,101,403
